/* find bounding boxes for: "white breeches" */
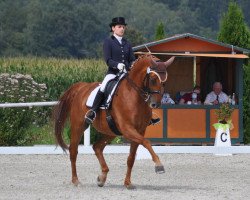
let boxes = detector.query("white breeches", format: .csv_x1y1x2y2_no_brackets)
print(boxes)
100,74,116,92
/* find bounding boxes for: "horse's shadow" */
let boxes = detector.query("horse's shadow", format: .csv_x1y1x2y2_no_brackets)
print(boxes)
85,183,209,192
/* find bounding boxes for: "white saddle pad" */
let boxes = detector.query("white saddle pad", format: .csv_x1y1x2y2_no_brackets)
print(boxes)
86,85,101,108
86,73,126,109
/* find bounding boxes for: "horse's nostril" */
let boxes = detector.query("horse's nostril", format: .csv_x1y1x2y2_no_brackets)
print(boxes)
151,103,156,108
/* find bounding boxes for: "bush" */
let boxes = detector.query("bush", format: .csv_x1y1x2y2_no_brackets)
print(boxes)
0,73,50,145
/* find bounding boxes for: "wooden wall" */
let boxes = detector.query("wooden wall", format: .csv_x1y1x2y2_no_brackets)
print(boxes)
164,57,194,101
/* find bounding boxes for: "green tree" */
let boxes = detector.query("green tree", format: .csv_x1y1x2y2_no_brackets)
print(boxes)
155,22,165,40
23,0,103,58
243,63,250,144
218,1,250,48
1,0,250,58
165,0,200,37
125,26,146,47
0,0,27,56
218,1,250,144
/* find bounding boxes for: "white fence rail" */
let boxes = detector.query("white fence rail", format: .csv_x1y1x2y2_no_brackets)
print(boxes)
0,101,58,108
0,101,91,146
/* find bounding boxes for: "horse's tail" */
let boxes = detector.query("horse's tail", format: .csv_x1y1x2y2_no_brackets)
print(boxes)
54,83,83,152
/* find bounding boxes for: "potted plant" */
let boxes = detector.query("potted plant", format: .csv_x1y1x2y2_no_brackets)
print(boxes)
213,103,234,130
213,103,234,150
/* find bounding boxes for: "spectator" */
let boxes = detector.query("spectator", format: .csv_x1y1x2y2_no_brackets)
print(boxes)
161,92,175,104
204,82,228,105
179,85,202,104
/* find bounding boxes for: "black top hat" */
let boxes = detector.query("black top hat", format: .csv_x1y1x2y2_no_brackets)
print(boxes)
109,17,127,28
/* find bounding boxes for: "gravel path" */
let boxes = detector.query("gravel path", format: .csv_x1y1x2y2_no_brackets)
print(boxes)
0,154,249,200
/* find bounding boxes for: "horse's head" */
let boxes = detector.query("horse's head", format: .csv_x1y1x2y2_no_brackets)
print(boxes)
144,56,175,108
129,54,175,108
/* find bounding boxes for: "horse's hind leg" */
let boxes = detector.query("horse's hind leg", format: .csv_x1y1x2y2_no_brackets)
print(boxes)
93,134,115,187
124,142,139,189
69,123,86,186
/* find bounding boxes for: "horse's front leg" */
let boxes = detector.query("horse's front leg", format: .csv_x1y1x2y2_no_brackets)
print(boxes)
142,139,165,173
123,128,165,174
124,142,139,189
93,134,115,187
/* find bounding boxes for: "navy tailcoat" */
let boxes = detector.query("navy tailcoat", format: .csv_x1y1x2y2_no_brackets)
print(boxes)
103,35,135,74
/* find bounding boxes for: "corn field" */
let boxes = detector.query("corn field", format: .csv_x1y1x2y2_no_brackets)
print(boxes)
0,57,106,100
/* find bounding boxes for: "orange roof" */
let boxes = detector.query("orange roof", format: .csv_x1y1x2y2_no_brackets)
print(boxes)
134,52,249,59
133,33,250,58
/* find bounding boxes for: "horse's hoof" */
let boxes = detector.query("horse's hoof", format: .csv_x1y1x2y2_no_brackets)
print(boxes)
72,179,80,186
125,184,137,190
155,165,165,174
97,176,105,187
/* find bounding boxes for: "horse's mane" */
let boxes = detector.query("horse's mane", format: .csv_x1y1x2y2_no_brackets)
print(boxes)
132,54,160,67
133,54,151,66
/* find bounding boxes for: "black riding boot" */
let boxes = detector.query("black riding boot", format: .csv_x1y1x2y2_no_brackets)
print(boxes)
85,90,104,124
149,117,161,126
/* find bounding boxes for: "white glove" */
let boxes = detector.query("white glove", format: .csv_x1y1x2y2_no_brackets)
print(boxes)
117,63,127,73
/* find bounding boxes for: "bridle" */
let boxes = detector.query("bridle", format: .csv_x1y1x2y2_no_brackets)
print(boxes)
125,66,164,102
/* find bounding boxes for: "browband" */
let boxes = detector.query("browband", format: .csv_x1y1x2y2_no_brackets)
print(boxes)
147,67,168,83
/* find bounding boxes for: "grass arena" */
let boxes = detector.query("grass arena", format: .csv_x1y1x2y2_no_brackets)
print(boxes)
0,153,250,200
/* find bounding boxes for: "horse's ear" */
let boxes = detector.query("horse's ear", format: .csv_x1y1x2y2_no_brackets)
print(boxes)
165,56,175,68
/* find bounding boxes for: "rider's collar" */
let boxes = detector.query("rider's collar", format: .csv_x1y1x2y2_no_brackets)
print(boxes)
113,34,123,44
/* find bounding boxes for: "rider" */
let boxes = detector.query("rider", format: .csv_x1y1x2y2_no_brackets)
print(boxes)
85,17,160,125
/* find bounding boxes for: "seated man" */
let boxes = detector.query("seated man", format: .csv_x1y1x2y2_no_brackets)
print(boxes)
179,85,201,104
161,92,175,104
204,82,228,105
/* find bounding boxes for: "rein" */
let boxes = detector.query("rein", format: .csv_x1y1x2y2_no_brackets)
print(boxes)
125,75,150,101
125,67,162,102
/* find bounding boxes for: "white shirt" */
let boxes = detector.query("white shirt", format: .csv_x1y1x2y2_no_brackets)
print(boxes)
204,91,228,105
113,34,122,44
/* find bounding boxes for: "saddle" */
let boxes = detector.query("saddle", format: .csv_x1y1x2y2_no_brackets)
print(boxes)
86,73,126,136
86,73,126,109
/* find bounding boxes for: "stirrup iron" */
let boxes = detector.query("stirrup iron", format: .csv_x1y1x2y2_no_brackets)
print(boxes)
85,110,96,124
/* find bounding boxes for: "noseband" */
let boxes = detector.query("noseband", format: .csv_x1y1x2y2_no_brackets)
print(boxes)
125,66,163,102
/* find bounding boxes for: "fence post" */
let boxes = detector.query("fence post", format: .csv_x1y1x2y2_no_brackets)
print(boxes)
84,126,91,146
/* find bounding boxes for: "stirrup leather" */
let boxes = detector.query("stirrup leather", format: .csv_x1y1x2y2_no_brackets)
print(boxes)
85,110,96,124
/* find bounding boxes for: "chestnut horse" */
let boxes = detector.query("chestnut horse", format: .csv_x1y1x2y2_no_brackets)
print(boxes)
54,54,175,189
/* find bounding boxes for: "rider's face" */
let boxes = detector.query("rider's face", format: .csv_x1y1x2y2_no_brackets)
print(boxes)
112,25,126,37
